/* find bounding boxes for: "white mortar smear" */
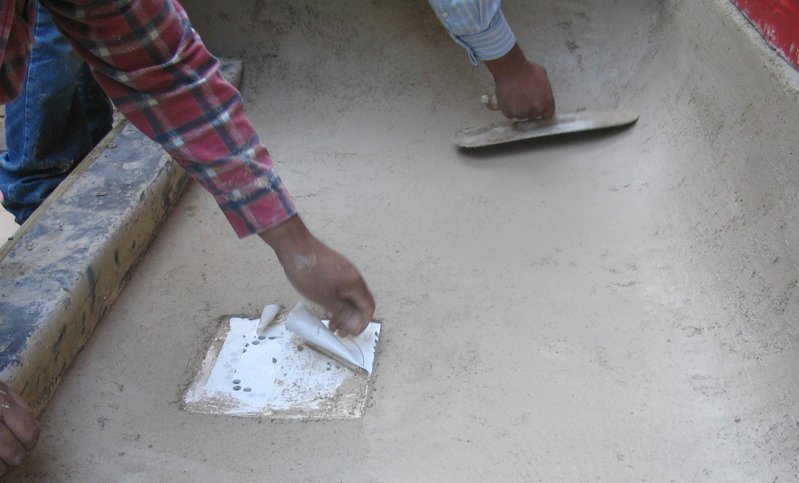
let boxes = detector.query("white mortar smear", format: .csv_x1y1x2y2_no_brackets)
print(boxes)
183,313,381,419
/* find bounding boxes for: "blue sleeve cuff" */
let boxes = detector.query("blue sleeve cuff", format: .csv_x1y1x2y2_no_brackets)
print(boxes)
449,8,517,65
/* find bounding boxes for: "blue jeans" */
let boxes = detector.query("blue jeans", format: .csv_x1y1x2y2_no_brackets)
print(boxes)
0,2,112,224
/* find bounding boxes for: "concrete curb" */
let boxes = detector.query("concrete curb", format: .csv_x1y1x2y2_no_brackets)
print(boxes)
0,59,242,414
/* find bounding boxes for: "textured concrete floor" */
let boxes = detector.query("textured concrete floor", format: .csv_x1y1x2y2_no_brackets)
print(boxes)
0,106,18,241
8,0,799,481
0,211,15,242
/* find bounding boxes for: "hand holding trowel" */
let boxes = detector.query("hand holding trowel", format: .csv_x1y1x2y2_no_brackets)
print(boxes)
454,45,637,148
284,303,380,375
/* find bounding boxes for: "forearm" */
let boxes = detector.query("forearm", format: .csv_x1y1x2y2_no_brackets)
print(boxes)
39,0,375,336
43,0,295,237
484,42,526,80
258,215,312,260
259,215,375,337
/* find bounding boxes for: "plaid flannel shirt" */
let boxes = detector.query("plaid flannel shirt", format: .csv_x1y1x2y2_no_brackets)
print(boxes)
0,0,295,237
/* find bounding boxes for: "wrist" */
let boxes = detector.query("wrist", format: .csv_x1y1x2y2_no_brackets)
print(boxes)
484,43,529,81
258,215,314,257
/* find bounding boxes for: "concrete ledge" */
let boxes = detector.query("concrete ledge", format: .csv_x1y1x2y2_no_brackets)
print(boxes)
0,59,242,413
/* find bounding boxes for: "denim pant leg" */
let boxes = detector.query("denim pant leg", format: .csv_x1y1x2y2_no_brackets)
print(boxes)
0,2,112,224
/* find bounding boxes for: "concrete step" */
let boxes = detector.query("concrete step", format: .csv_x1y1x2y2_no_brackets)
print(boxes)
0,59,243,414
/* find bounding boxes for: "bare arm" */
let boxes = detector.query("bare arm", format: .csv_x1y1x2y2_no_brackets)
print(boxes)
428,1,555,119
259,217,375,337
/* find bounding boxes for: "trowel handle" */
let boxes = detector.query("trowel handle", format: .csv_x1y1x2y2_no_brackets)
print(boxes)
481,94,500,111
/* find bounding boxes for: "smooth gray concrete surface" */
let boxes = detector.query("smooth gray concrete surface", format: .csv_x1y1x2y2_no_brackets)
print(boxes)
9,0,798,480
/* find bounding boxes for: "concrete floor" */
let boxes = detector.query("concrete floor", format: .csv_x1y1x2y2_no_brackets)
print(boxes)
0,107,19,242
0,203,16,241
10,0,799,480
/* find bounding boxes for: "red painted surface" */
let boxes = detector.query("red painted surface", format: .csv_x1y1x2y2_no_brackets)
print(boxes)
731,0,799,69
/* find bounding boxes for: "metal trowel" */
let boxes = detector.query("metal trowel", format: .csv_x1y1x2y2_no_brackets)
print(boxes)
285,303,380,375
454,94,638,148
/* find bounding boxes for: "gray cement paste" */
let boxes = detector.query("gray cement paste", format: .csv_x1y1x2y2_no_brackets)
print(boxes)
8,0,798,480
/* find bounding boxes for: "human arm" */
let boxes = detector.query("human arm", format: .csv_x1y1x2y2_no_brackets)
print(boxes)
428,0,555,119
41,0,374,334
0,382,40,476
260,216,375,337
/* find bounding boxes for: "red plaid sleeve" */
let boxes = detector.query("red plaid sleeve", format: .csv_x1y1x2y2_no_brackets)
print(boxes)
0,1,34,104
41,0,296,237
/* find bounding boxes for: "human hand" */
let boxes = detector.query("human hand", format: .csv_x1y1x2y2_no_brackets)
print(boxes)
259,216,375,337
485,43,555,120
0,382,40,476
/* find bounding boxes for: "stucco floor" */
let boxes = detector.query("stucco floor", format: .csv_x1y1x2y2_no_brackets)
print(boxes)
0,107,19,242
0,209,16,243
8,0,799,481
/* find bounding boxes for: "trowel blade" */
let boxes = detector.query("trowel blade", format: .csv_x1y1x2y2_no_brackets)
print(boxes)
454,108,638,148
285,303,379,375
